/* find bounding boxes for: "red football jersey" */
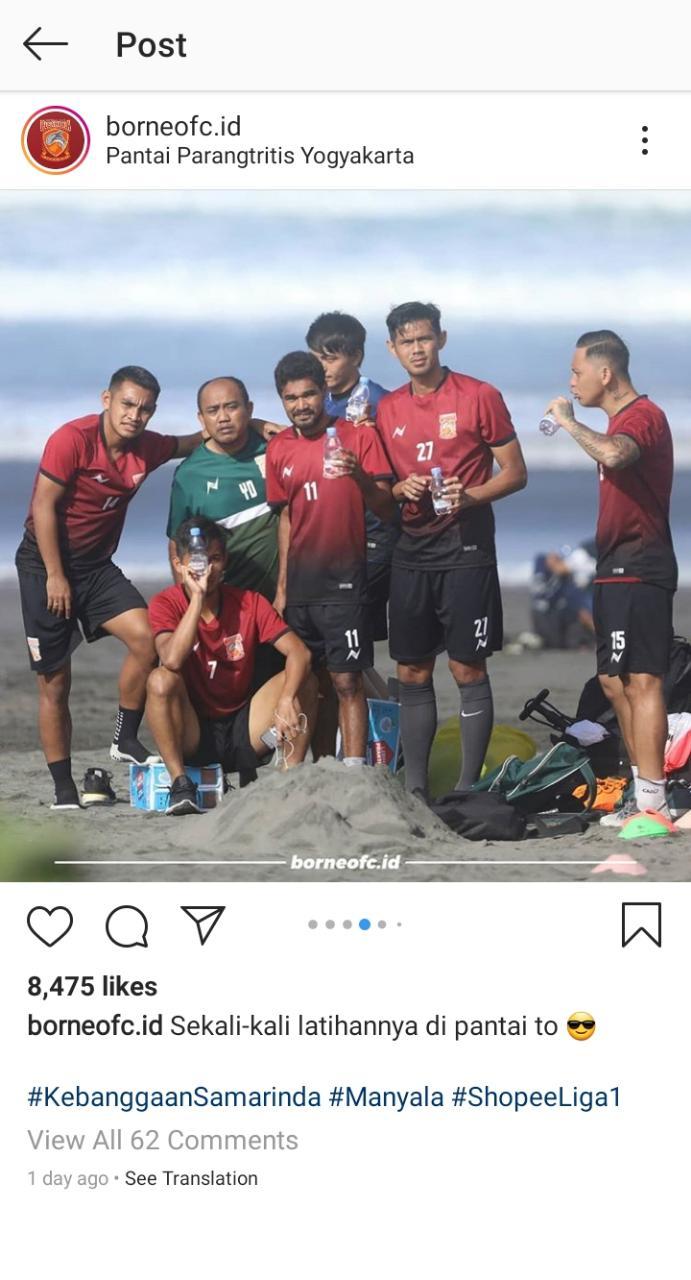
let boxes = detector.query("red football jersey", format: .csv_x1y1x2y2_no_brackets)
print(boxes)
376,369,516,569
265,420,392,603
148,583,288,718
595,396,677,589
23,414,177,565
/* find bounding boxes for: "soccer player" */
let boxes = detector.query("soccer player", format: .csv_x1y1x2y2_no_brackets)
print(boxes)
546,330,677,824
147,517,316,814
306,312,398,663
377,301,527,800
266,351,395,764
167,376,279,600
15,366,204,809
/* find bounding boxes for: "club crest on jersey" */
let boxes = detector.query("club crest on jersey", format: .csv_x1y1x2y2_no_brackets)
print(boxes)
92,472,109,484
254,455,266,479
392,425,407,438
131,472,145,487
207,478,219,493
223,633,245,661
282,465,294,478
438,413,457,439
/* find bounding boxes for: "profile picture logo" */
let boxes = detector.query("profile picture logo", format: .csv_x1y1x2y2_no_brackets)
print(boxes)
21,105,90,174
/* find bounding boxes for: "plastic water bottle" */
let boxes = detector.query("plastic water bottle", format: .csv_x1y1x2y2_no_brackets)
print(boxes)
188,526,209,576
539,413,560,436
430,466,453,514
323,425,345,478
345,379,371,424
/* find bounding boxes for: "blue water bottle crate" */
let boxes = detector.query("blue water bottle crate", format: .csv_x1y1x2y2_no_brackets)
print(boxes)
129,762,224,811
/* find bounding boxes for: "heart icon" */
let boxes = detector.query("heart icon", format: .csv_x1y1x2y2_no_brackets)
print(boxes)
27,906,74,947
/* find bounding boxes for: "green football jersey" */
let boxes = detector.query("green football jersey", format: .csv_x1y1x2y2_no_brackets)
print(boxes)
167,436,279,598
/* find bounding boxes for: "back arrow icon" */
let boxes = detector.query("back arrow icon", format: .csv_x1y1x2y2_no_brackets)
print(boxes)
24,26,70,61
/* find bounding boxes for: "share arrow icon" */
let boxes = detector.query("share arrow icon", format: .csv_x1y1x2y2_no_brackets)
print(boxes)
181,906,226,945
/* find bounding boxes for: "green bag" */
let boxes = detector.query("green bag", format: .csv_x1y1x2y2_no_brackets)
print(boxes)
471,742,597,815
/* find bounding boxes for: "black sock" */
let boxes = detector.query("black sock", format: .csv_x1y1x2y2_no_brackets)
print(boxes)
113,705,144,745
456,676,494,790
48,758,79,805
398,681,437,795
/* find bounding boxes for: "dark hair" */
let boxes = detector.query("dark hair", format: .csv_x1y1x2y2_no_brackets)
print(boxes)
172,516,228,558
274,351,326,395
196,375,250,411
305,312,366,358
576,330,630,379
386,301,442,338
109,365,161,398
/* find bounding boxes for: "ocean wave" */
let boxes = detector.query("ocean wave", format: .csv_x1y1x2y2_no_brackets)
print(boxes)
3,264,691,324
4,191,691,216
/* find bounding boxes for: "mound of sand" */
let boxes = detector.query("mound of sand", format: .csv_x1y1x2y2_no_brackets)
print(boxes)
169,758,465,858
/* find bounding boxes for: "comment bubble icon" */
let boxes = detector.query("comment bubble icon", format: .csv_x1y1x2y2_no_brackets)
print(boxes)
105,905,149,949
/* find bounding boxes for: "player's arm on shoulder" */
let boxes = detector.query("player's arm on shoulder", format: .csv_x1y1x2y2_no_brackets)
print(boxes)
172,431,204,458
251,418,286,441
32,473,72,617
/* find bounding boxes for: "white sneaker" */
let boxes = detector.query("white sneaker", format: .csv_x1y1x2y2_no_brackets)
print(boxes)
599,799,638,828
600,799,673,828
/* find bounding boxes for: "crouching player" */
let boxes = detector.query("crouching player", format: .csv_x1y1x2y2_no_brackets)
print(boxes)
146,517,317,814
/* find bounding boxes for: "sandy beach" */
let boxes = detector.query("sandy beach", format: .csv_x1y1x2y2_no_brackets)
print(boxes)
2,580,690,883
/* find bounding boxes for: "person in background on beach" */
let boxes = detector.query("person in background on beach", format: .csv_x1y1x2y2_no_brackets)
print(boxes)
377,301,527,802
266,351,395,765
529,539,596,649
146,517,317,814
546,330,677,825
306,312,398,688
167,376,280,601
15,366,206,810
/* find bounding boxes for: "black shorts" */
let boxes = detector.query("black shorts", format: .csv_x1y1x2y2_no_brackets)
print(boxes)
186,703,263,772
284,602,374,672
593,582,674,676
388,564,503,664
16,558,147,675
366,558,391,642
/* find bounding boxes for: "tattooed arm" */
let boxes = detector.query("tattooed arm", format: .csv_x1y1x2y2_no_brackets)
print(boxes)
546,396,641,470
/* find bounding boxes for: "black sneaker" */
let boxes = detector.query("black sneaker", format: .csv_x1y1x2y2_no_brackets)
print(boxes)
109,739,161,765
50,784,82,811
81,768,117,807
166,775,202,816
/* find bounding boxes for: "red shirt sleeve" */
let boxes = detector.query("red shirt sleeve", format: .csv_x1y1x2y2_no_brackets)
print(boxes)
265,441,287,506
612,404,658,451
356,425,394,478
141,432,179,471
477,383,516,447
254,593,289,645
148,588,183,638
39,424,84,487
